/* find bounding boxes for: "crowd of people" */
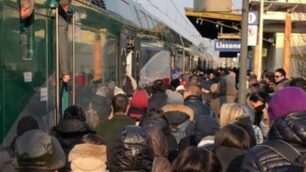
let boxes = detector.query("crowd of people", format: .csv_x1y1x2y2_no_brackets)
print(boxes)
1,67,306,172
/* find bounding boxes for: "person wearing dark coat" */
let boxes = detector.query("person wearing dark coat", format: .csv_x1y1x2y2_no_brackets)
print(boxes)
194,114,219,144
240,87,306,171
51,105,95,171
140,109,177,161
184,84,213,118
146,127,172,172
107,125,154,172
183,84,219,145
161,104,195,154
148,79,168,111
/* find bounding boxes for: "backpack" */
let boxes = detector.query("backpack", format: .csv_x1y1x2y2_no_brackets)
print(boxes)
258,140,306,171
169,120,191,143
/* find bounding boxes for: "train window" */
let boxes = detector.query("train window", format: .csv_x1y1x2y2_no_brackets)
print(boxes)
90,0,106,10
147,16,154,29
134,7,143,28
19,0,35,60
139,10,149,29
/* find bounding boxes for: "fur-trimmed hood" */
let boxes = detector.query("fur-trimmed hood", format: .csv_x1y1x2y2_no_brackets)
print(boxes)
162,104,194,123
162,104,194,126
69,143,106,172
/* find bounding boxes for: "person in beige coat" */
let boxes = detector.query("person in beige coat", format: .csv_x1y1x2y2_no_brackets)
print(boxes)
69,143,107,172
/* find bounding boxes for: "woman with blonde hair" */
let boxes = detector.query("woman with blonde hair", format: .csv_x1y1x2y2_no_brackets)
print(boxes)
219,103,257,146
219,103,246,128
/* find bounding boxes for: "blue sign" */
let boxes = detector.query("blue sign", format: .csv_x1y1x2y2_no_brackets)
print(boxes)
215,40,241,52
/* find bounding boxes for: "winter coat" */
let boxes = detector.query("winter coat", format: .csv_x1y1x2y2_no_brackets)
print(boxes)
209,76,237,119
51,119,95,171
128,89,148,120
139,114,177,162
253,125,264,144
95,114,135,144
107,125,154,172
162,104,194,142
194,114,219,144
184,95,213,118
162,104,195,153
69,143,107,172
240,111,306,171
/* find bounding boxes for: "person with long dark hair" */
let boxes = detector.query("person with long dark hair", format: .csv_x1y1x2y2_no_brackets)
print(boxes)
172,147,220,172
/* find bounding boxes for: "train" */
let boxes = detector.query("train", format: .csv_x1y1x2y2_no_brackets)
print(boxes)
0,0,201,144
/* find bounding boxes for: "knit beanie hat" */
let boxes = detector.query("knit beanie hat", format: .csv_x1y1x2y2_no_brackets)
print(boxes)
166,90,184,104
268,86,306,120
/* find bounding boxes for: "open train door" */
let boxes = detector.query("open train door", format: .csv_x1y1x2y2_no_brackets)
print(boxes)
54,0,76,122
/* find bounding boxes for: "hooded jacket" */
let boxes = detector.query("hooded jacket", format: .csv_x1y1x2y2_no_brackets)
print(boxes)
52,119,94,154
51,119,95,171
69,143,106,172
240,111,306,171
107,125,154,172
162,104,195,152
140,113,177,162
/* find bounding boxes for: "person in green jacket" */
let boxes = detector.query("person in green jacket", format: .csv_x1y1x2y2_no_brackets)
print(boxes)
95,94,136,144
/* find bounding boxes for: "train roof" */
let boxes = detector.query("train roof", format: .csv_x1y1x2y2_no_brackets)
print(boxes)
104,0,203,47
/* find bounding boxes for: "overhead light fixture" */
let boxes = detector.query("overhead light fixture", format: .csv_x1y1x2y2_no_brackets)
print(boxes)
196,18,204,25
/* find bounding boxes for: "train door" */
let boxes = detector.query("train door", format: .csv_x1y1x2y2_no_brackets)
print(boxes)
0,0,56,144
68,3,119,126
127,37,141,82
119,27,138,86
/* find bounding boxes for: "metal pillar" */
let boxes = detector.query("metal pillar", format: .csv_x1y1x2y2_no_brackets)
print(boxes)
72,14,76,104
179,35,186,72
238,0,249,104
55,7,60,123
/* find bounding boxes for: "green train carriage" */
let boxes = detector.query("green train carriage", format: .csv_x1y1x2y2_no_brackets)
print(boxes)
0,0,196,145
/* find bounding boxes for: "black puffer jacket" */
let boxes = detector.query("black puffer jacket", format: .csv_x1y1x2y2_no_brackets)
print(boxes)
107,125,154,172
240,111,306,172
140,112,178,161
184,95,213,118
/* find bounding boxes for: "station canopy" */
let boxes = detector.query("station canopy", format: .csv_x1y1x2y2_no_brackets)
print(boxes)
185,8,241,39
249,0,306,33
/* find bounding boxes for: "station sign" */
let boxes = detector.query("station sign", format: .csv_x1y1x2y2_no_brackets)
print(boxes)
248,11,258,46
248,11,258,25
215,40,241,52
